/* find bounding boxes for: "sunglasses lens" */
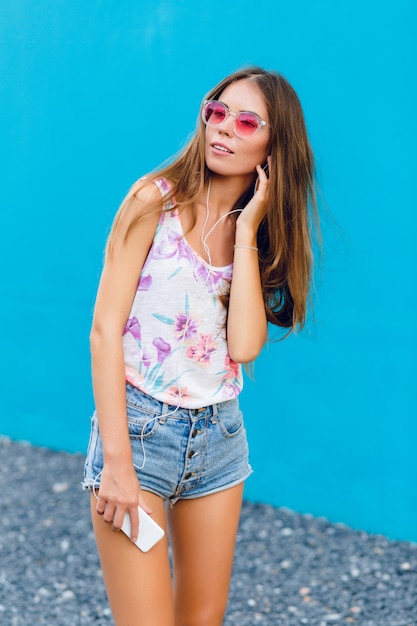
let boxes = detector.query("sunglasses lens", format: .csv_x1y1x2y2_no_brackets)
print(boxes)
234,113,260,137
203,101,227,126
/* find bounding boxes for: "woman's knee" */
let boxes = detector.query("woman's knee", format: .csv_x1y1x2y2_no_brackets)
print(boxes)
175,604,226,626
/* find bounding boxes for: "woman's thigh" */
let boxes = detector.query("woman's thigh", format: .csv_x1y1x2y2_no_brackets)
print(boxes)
167,483,244,626
90,492,174,626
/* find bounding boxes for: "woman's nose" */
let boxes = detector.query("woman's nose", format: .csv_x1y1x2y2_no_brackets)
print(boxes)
218,113,234,136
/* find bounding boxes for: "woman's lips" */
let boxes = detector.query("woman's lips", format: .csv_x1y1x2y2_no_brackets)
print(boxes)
211,142,233,154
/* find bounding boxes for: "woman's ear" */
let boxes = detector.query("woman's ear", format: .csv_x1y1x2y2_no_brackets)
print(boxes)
262,156,271,179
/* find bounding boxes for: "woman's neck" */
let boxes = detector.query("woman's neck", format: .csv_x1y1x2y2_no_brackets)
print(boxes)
201,174,254,216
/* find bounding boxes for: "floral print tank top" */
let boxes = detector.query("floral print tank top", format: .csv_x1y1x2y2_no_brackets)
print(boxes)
122,178,243,408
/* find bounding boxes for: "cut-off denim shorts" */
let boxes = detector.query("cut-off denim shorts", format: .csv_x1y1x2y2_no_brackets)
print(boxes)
82,383,252,505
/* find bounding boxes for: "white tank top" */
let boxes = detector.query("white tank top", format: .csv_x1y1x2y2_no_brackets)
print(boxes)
122,178,243,408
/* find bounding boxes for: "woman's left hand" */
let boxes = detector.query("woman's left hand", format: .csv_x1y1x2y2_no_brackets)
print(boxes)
237,159,271,233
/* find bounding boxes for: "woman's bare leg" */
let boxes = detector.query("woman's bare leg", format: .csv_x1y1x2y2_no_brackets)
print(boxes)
91,492,174,626
168,483,244,626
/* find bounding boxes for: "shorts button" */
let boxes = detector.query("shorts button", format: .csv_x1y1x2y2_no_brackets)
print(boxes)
184,472,192,480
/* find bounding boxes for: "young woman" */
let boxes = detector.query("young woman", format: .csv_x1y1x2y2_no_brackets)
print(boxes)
83,67,318,626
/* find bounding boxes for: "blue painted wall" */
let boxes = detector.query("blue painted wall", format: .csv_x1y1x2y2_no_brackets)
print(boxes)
0,0,416,541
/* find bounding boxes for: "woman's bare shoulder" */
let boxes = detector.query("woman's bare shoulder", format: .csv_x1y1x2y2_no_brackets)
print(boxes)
107,177,168,251
130,177,167,212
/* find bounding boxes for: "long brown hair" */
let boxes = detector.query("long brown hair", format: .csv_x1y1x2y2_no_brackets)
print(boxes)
108,67,319,332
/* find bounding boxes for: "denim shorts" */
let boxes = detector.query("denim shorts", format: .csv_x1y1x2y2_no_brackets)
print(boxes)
82,384,252,505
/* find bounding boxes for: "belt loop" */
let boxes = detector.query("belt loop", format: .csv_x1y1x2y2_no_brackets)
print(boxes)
211,402,218,423
159,403,169,424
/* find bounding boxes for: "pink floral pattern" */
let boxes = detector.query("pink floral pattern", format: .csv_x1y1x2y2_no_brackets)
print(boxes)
186,334,217,365
223,354,240,379
168,386,191,402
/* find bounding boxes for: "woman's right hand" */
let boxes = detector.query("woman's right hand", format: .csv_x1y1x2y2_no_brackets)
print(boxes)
95,461,152,543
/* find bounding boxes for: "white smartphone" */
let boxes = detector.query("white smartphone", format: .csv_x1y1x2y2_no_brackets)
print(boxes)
121,506,165,552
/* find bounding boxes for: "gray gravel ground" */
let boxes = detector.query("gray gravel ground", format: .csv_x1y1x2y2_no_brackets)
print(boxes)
1,437,416,626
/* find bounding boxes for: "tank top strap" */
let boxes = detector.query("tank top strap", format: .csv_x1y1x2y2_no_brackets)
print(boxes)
153,177,176,212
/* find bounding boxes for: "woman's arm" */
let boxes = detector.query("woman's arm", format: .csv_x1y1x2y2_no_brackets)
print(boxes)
90,183,161,542
227,165,269,363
